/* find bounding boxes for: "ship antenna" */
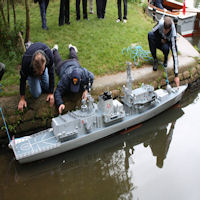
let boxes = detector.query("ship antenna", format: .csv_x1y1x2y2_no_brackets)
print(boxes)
88,78,91,93
126,62,133,91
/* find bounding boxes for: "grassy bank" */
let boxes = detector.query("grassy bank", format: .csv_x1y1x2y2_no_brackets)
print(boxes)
0,0,155,96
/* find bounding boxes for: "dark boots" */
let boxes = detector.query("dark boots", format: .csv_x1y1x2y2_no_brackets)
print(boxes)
153,58,158,71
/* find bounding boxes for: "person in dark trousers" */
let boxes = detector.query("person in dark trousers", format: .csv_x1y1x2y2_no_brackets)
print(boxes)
148,16,179,87
116,0,127,23
150,0,164,9
34,0,49,30
0,62,5,81
89,0,94,14
96,0,107,19
18,42,55,112
52,44,94,114
76,0,88,20
155,0,164,9
59,0,70,26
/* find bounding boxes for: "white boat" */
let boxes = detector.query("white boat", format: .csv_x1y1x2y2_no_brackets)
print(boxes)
9,63,188,164
147,0,200,37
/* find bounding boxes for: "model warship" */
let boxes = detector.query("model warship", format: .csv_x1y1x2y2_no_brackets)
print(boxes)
9,63,187,163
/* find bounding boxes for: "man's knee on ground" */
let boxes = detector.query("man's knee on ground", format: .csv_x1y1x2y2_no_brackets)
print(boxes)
31,90,42,99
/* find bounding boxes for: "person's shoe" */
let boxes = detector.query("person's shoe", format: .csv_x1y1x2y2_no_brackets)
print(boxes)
69,44,78,53
42,26,48,30
65,21,70,25
153,59,158,71
59,23,64,26
116,19,121,23
51,44,58,53
163,61,168,68
89,10,94,14
25,41,33,50
123,19,127,23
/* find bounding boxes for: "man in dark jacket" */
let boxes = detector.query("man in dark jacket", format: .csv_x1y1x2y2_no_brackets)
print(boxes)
18,42,55,112
34,0,49,30
148,16,179,87
52,44,94,114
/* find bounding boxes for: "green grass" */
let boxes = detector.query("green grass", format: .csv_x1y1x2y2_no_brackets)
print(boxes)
0,0,157,96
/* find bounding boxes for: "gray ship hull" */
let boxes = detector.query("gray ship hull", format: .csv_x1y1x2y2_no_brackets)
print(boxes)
9,85,187,164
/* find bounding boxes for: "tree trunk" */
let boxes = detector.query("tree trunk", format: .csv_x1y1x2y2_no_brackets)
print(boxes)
7,0,10,27
0,0,7,25
11,0,16,27
24,0,30,43
18,31,26,53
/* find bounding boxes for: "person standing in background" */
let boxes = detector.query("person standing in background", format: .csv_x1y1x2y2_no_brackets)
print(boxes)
116,0,127,23
96,0,107,19
34,0,49,30
59,0,70,26
89,0,94,14
76,0,88,20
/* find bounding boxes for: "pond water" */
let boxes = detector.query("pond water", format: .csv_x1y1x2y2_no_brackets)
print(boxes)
0,83,200,200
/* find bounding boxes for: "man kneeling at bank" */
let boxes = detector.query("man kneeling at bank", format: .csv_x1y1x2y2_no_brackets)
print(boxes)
52,44,94,114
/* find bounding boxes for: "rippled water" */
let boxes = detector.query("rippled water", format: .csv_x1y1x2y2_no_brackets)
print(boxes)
0,84,200,200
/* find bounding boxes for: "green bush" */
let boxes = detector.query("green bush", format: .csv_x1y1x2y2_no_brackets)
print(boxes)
0,19,24,56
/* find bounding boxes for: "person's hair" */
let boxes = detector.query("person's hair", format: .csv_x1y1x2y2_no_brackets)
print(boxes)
32,50,46,76
164,17,172,30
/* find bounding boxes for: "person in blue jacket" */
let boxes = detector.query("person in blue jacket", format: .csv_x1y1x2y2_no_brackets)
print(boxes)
18,42,55,112
52,44,94,114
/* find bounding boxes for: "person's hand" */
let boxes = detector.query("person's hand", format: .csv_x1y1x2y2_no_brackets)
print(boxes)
18,96,27,112
46,93,54,107
82,90,88,100
59,104,65,114
174,76,179,87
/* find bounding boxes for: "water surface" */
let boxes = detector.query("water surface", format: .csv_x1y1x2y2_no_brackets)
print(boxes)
1,85,200,200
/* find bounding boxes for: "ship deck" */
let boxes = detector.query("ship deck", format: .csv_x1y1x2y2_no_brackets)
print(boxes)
13,129,59,160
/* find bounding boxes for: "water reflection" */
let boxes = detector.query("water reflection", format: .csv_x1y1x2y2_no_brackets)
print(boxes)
143,121,175,168
0,104,185,200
